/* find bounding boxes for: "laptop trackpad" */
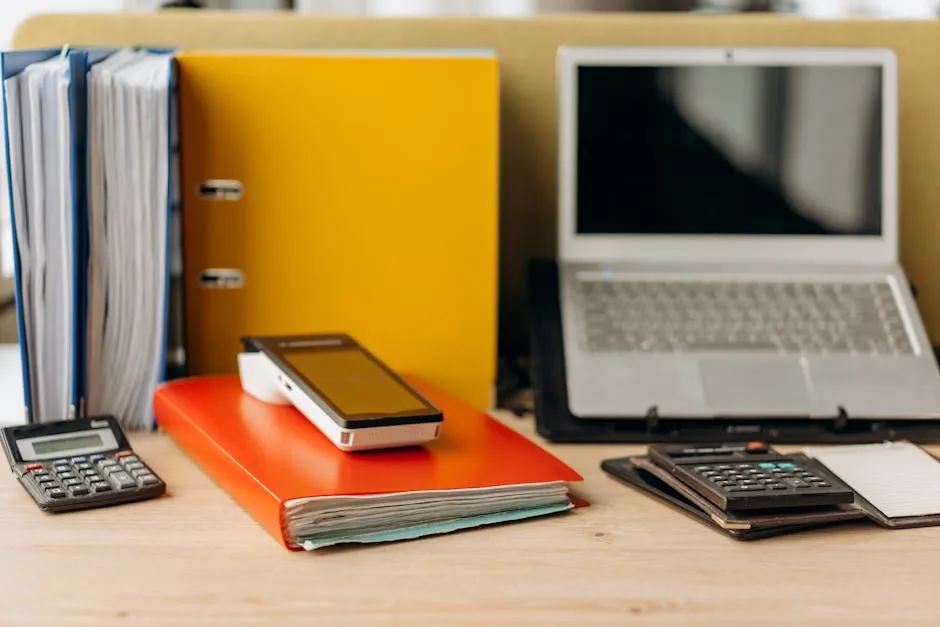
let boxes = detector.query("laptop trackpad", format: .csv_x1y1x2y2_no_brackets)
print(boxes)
699,358,811,416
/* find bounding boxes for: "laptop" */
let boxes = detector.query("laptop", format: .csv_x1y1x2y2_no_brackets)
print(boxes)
556,45,940,420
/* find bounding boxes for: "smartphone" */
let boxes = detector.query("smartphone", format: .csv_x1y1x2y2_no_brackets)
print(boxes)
239,334,443,451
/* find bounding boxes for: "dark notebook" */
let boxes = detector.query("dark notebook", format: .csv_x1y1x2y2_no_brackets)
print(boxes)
604,442,940,538
601,456,867,540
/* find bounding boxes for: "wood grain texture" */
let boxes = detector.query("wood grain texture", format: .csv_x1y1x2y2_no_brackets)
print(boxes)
2,412,940,626
13,12,940,355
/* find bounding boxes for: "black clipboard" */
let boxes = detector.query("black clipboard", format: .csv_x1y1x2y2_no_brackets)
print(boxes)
527,258,940,444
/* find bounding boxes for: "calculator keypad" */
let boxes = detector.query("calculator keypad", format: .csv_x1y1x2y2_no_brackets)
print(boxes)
24,452,160,501
694,461,832,493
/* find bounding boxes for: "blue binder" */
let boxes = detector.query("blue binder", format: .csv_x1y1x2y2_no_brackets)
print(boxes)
0,46,179,426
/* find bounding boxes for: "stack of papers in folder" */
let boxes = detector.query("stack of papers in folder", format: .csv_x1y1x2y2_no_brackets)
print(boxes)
1,46,178,426
84,49,174,429
153,375,584,550
3,53,75,424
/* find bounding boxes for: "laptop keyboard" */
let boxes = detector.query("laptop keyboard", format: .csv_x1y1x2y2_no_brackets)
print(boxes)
574,278,915,356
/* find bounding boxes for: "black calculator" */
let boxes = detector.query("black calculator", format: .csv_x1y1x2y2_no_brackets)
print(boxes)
648,442,855,512
1,416,166,513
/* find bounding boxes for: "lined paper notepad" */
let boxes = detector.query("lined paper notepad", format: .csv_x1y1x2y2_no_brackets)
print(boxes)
804,442,940,519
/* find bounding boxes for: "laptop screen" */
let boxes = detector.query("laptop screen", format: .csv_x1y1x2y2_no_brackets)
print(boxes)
575,64,884,237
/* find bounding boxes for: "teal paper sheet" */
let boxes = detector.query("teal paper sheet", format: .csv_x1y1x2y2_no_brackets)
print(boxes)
300,502,573,550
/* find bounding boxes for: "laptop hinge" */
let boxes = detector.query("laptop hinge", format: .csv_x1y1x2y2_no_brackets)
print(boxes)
834,405,850,430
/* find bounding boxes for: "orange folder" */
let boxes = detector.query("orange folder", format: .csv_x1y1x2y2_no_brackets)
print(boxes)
153,374,583,550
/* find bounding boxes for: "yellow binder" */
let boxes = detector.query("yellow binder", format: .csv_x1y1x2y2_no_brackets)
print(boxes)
175,50,500,408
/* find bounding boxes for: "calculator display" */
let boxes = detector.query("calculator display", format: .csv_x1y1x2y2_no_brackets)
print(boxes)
33,434,104,455
16,428,118,462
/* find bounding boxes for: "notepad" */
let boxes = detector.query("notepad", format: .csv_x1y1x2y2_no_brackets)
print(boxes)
804,442,940,519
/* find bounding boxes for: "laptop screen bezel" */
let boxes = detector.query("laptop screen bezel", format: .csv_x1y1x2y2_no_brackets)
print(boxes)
556,45,898,265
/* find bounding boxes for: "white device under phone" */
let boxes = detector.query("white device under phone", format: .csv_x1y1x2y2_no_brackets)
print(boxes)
237,334,443,452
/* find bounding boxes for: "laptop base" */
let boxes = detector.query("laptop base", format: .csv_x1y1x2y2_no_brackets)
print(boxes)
527,258,940,444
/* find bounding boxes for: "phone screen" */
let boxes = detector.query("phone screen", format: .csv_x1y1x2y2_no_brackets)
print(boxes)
282,346,432,419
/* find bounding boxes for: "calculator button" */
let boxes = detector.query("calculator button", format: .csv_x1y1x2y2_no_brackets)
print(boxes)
769,483,789,490
101,465,122,477
56,472,76,481
81,468,98,476
811,481,831,487
715,465,733,470
75,463,93,471
125,462,145,471
69,456,87,464
45,487,66,499
783,478,812,489
109,472,137,489
62,478,82,487
90,482,112,493
53,458,69,465
89,454,104,463
130,468,151,479
694,466,711,472
138,474,160,486
38,477,56,486
121,455,140,464
777,463,797,469
758,463,777,469
24,463,43,471
69,486,90,497
115,451,133,459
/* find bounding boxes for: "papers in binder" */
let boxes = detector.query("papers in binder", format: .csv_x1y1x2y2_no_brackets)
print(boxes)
285,482,573,550
84,49,173,430
3,54,75,423
1,47,176,428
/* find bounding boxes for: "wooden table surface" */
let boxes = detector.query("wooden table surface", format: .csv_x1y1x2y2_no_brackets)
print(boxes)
2,412,939,627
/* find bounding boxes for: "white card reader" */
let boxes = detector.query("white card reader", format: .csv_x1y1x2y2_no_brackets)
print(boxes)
237,334,443,452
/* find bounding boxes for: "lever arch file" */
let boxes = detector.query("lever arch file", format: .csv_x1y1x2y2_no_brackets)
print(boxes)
2,48,83,424
2,46,178,428
176,50,499,410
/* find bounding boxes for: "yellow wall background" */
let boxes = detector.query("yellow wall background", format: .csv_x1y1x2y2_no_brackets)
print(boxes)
15,11,940,355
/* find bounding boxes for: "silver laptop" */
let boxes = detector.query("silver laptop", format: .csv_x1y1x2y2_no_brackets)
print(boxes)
556,45,940,420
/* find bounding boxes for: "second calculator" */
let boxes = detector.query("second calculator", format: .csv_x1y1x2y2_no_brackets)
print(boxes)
648,442,855,512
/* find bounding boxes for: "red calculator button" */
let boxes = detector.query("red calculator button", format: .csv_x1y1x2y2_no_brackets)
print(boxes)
24,463,42,471
115,451,133,459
